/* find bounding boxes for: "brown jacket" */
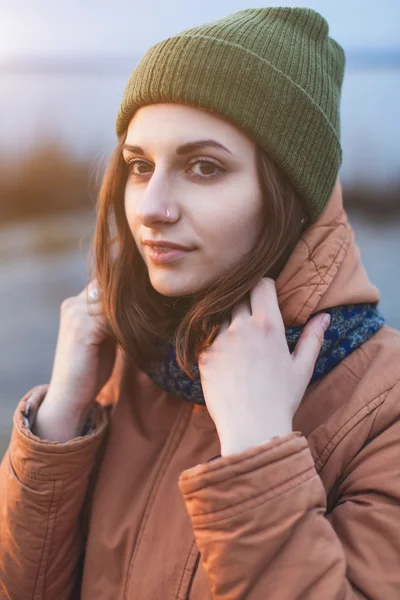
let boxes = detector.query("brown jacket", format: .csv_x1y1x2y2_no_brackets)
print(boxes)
1,177,400,599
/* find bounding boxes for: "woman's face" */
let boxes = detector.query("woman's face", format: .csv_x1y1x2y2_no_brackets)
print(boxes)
123,103,264,297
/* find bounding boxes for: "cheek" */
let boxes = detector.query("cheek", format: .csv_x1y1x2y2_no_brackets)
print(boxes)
124,190,141,234
202,196,264,260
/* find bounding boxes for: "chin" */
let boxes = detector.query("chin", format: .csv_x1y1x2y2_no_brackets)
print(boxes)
148,270,205,297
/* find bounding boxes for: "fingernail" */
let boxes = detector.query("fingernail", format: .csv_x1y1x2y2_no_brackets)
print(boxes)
320,314,331,329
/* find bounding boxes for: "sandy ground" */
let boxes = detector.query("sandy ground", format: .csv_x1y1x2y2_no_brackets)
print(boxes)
0,208,399,458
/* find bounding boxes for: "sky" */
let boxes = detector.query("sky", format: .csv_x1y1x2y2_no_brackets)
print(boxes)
1,0,399,60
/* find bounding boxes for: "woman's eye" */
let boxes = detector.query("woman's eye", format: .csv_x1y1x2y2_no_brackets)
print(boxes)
189,160,223,178
126,158,224,181
127,159,152,176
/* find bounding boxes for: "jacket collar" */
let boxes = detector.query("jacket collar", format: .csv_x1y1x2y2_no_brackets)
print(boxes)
276,176,380,326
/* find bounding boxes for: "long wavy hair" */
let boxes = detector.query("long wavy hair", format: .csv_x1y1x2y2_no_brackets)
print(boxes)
88,132,308,378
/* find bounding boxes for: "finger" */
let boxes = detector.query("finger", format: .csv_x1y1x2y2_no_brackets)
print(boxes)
249,277,284,332
292,313,330,378
87,301,105,316
80,279,103,303
230,295,251,321
218,319,230,335
87,286,102,303
78,278,100,297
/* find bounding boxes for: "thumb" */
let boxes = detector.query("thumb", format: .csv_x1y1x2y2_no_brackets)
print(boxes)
292,313,330,382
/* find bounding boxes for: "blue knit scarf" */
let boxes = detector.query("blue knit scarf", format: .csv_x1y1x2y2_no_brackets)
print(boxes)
144,303,385,405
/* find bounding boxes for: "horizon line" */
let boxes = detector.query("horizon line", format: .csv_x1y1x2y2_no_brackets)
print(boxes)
1,48,400,74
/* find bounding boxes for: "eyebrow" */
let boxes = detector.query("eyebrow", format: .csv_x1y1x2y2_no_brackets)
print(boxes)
122,139,233,156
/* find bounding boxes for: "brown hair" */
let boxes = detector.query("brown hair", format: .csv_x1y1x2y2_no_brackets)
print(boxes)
88,138,308,378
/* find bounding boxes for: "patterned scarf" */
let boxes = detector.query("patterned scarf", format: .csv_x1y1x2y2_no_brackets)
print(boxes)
144,303,385,406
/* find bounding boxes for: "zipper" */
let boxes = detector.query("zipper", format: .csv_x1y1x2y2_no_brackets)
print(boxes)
185,552,201,600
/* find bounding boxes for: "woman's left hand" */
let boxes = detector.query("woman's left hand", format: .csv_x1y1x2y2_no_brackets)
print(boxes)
198,277,331,457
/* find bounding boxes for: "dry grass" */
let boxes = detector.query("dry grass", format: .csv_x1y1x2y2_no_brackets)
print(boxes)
0,141,103,223
344,179,400,218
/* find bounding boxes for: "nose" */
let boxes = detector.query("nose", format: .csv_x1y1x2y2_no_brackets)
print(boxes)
133,170,178,228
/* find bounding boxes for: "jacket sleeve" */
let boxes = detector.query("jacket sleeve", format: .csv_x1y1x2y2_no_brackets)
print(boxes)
178,384,400,600
0,384,109,600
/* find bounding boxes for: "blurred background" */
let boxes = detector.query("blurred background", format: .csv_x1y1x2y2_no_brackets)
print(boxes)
0,0,399,457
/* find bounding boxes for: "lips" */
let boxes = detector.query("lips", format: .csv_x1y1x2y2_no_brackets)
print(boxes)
142,240,194,251
145,244,192,265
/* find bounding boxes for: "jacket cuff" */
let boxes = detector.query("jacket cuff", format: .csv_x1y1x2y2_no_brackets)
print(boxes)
9,384,109,480
178,431,316,524
21,384,97,436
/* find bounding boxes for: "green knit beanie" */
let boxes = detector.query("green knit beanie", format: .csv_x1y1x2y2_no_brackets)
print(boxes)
116,7,346,223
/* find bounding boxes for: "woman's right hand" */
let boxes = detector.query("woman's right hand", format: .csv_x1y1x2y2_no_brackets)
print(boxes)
32,279,118,441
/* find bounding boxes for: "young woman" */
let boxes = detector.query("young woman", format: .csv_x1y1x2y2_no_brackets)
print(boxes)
1,7,399,600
